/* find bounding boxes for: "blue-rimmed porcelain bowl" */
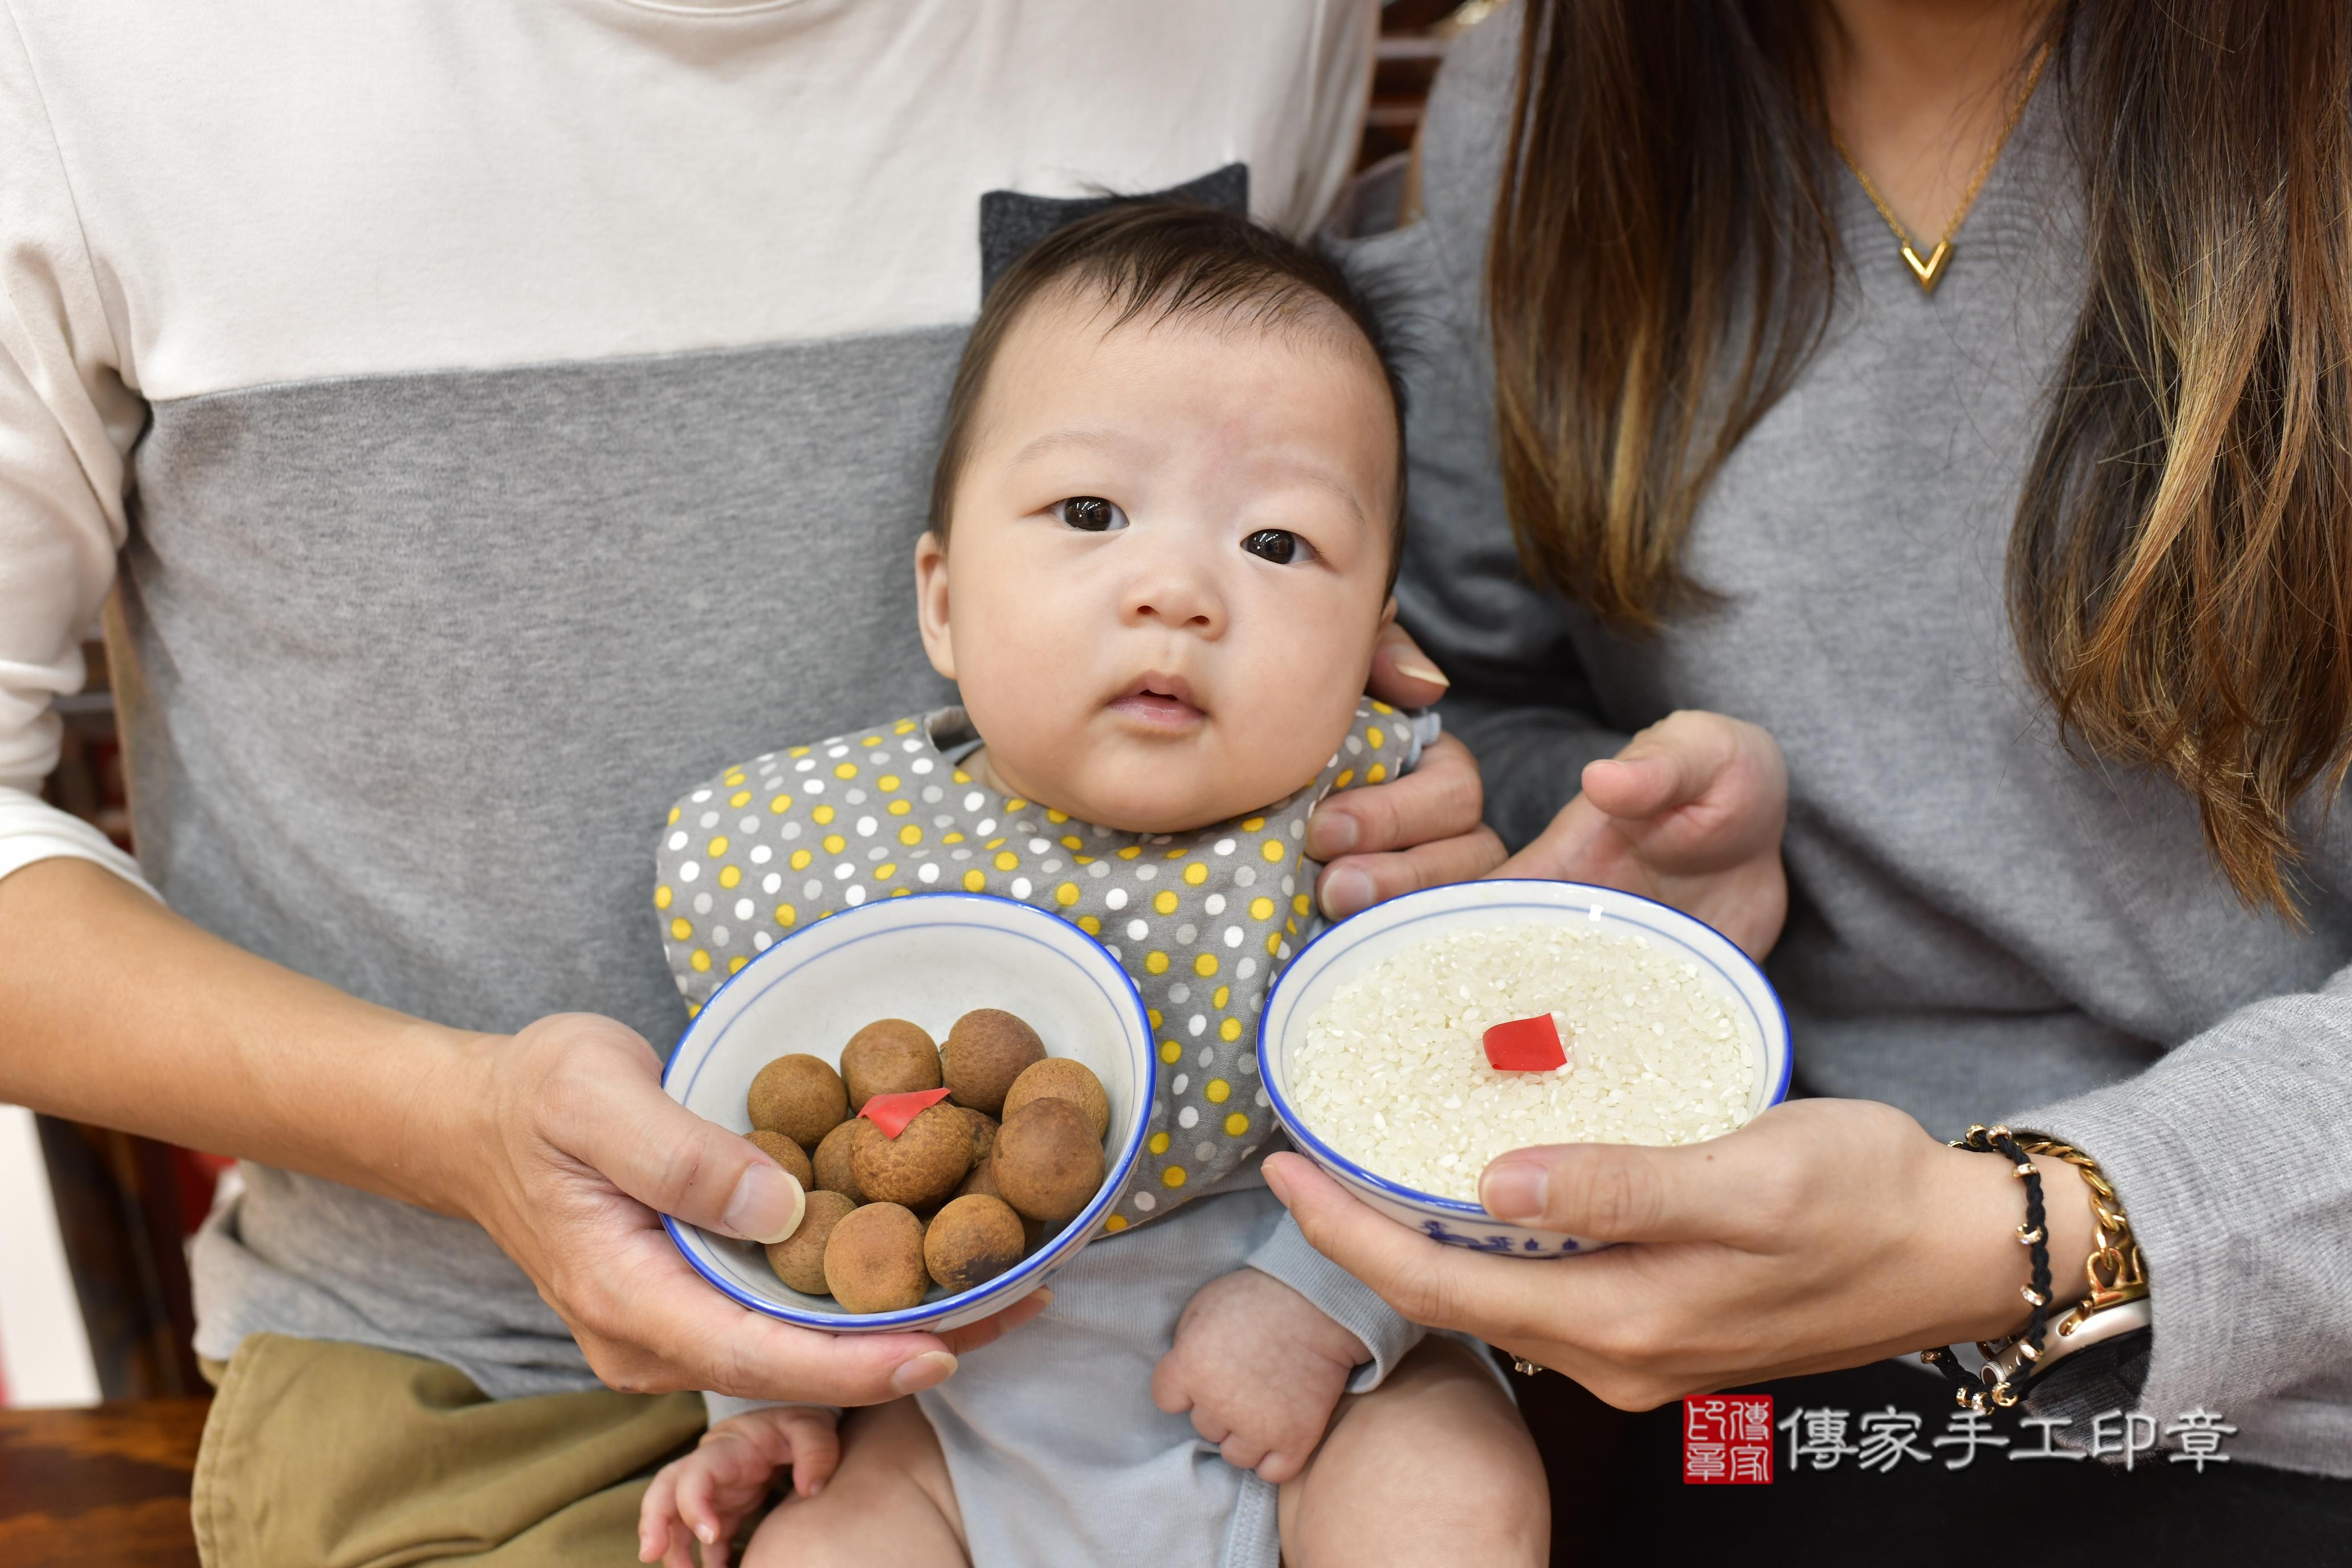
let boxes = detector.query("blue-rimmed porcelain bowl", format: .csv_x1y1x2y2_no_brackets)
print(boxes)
662,892,1154,1332
1258,880,1790,1257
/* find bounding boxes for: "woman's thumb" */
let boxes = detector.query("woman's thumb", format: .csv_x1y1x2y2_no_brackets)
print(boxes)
610,1086,806,1244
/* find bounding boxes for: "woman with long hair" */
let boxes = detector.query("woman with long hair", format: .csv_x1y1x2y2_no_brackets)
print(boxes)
1275,0,2352,1525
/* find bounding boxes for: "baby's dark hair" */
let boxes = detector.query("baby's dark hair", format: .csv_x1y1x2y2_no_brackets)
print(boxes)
929,201,1406,579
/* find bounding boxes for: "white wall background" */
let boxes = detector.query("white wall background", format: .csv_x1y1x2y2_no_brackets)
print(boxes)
0,1104,101,1406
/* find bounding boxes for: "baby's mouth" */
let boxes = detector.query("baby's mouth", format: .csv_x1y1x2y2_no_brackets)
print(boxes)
1107,673,1206,729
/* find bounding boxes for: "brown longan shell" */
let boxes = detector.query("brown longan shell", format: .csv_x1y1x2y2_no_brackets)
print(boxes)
991,1098,1105,1223
746,1054,848,1150
847,1104,971,1209
924,1194,1028,1294
823,1202,929,1314
746,1129,814,1189
1001,1058,1110,1142
840,1019,943,1109
765,1189,856,1296
811,1120,864,1204
956,1159,1048,1248
941,1009,1046,1116
956,1108,999,1167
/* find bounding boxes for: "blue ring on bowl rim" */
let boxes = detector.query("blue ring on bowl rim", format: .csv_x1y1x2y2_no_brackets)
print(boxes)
1256,878,1792,1219
659,891,1156,1329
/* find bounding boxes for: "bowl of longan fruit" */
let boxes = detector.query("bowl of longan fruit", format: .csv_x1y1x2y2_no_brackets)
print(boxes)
660,892,1155,1331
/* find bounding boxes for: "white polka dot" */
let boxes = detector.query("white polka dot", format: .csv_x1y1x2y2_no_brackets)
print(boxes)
1039,858,1062,874
1238,1053,1257,1076
1255,1088,1271,1107
828,745,849,758
1195,1141,1216,1162
934,814,956,827
796,758,815,772
1280,875,1296,895
1134,1193,1157,1212
1235,866,1257,887
667,831,688,851
1011,877,1032,899
1289,819,1305,839
846,885,867,905
691,790,712,803
693,892,713,914
834,863,855,880
711,925,730,946
856,816,877,836
868,845,888,862
952,848,973,861
1106,945,1123,961
1178,1106,1199,1129
1204,893,1226,916
1213,838,1235,856
1169,982,1190,1003
805,779,825,795
781,821,803,840
976,818,998,836
1028,838,1051,854
1197,1047,1215,1068
1237,957,1258,979
1088,861,1110,879
1277,942,1292,960
1106,888,1129,911
679,861,701,883
965,792,986,811
738,815,758,833
1188,1014,1206,1036
804,879,823,899
1175,923,1198,945
903,738,922,753
844,789,867,805
918,862,941,884
754,932,773,952
922,786,944,803
699,811,719,828
734,898,753,920
1136,865,1157,882
762,873,782,895
1224,926,1243,948
1126,919,1148,940
913,758,934,774
750,845,773,864
1172,1073,1189,1095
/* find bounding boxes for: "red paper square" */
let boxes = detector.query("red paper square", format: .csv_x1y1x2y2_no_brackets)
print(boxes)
860,1086,952,1138
1483,1014,1567,1072
1684,1395,1773,1484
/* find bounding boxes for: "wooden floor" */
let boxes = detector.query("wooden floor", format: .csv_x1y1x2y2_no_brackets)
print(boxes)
0,1400,209,1568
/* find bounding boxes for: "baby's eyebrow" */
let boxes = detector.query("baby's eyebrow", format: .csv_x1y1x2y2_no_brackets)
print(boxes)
1008,427,1143,466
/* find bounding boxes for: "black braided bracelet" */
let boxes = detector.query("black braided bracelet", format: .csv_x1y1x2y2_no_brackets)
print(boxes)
1919,1124,2053,1412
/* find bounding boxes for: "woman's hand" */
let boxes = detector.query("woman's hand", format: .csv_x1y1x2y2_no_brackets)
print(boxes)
1497,710,1787,959
1308,626,1505,918
446,1012,1050,1404
1262,1101,2096,1410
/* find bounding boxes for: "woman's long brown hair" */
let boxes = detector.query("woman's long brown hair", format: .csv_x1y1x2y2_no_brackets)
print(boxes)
1490,0,2352,916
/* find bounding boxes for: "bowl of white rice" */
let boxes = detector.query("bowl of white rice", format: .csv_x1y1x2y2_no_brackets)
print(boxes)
1258,880,1789,1256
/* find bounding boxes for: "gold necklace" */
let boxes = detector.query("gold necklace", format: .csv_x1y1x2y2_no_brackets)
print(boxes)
1830,40,2051,293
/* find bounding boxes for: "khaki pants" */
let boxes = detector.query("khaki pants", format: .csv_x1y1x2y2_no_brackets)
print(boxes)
191,1334,704,1568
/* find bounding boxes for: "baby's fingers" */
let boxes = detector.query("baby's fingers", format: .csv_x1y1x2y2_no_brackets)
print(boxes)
637,1463,683,1565
1218,1432,1271,1476
676,1467,733,1567
782,1411,843,1496
1148,1350,1196,1416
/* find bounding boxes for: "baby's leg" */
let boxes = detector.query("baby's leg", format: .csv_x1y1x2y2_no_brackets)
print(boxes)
1277,1337,1549,1568
742,1397,966,1567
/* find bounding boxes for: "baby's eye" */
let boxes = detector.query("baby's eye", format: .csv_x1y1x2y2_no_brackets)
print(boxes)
1052,496,1129,532
1242,529,1314,565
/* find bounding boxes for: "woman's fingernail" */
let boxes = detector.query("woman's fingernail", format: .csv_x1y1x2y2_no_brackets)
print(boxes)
891,1350,959,1394
1319,865,1373,919
1311,812,1361,858
1481,1160,1549,1220
1394,660,1451,688
1261,1159,1293,1204
724,1164,806,1245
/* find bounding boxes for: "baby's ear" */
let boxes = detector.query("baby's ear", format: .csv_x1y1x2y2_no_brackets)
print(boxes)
914,530,958,681
1378,594,1398,628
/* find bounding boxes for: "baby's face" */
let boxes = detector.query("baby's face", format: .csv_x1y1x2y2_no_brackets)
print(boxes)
917,292,1398,833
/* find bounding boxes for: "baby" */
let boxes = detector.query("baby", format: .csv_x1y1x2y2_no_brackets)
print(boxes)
641,205,1546,1567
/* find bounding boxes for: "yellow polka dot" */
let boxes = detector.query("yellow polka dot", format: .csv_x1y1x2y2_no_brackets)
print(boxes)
1055,882,1080,907
1367,763,1388,784
1183,863,1207,887
875,863,896,881
1205,1079,1231,1103
724,770,745,787
1265,932,1283,956
953,769,971,783
1047,808,1069,824
1219,1018,1242,1042
1075,855,1095,865
1153,889,1179,915
1371,700,1394,716
1194,953,1219,977
1250,896,1275,921
1224,1112,1251,1137
994,851,1019,871
899,824,922,846
1078,914,1101,934
985,838,1006,850
689,949,711,973
1242,816,1265,832
775,905,797,927
1105,1214,1129,1231
1212,985,1230,1009
670,917,692,940
1117,846,1142,860
655,885,673,910
1260,840,1286,863
861,736,883,748
1149,1132,1171,1155
668,806,681,826
728,789,751,808
718,865,741,889
1149,1008,1163,1027
890,887,911,897
823,835,846,854
769,794,794,814
812,805,835,826
1160,1040,1182,1063
889,799,913,816
789,746,811,758
1161,1166,1187,1189
1285,918,1299,936
817,910,832,920
1165,847,1187,860
727,955,748,975
1145,952,1170,974
1334,769,1355,789
685,1001,700,1018
943,832,965,844
877,774,900,791
1293,894,1311,917
894,719,916,734
1005,797,1028,811
1367,726,1386,750
1061,835,1084,850
790,849,812,871
834,763,858,779
963,869,986,891
707,836,729,857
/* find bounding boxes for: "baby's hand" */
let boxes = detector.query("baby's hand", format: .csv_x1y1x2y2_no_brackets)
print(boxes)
1150,1267,1370,1485
638,1404,841,1568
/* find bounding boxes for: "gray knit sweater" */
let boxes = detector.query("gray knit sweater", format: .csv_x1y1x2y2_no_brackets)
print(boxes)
1335,7,2352,1476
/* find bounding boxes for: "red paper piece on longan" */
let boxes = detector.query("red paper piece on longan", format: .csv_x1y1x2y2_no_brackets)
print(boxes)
1483,1014,1567,1072
860,1086,953,1138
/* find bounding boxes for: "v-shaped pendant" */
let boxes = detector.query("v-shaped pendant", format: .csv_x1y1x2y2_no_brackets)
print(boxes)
1901,240,1952,293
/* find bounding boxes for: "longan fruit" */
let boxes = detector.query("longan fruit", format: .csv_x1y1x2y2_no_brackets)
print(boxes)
924,1195,1028,1294
823,1202,929,1314
745,1129,814,1189
1001,1057,1109,1142
847,1104,971,1209
941,1009,1045,1116
840,1019,943,1109
991,1097,1105,1223
746,1054,848,1150
956,1107,999,1167
765,1189,856,1296
811,1120,864,1204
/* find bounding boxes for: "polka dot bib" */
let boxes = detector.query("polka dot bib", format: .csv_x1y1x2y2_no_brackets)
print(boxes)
653,701,1427,1231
